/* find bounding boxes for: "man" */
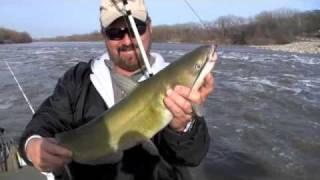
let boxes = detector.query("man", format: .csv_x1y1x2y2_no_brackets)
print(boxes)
18,0,214,179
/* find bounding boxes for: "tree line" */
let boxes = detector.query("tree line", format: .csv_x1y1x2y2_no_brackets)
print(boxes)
15,8,320,45
0,27,32,44
45,8,319,45
152,9,320,44
39,31,102,42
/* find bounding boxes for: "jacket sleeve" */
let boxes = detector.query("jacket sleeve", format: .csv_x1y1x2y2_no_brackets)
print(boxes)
155,116,210,166
18,62,90,164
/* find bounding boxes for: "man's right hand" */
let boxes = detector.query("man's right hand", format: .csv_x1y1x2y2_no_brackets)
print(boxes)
26,137,72,172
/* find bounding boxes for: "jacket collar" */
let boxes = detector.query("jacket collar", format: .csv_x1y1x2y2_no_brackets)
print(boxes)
90,52,168,107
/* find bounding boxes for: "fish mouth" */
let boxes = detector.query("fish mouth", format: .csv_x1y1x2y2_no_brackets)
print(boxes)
191,45,218,93
208,45,218,64
202,44,218,75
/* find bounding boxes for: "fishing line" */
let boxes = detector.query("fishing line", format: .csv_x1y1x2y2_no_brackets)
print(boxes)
182,0,213,38
182,0,207,29
5,61,35,114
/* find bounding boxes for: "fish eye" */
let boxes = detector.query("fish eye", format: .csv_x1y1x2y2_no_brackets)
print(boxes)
194,64,202,70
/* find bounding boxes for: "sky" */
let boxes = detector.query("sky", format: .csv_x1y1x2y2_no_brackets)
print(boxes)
0,0,319,38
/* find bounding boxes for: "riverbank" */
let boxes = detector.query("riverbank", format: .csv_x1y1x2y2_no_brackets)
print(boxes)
252,38,320,54
0,28,32,44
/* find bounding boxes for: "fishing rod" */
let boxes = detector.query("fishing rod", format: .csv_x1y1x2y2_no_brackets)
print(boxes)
121,0,153,77
5,61,57,180
5,61,30,166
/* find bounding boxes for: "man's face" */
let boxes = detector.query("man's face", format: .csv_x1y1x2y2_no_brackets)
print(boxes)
103,17,152,73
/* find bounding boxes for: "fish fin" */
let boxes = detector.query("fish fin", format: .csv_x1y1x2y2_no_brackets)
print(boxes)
112,73,138,94
141,140,159,156
192,104,204,117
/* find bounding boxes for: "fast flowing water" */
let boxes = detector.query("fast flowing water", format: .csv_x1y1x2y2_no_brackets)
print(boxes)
0,42,319,180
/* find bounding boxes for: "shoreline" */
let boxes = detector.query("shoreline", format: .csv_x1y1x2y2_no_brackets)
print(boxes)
251,39,320,55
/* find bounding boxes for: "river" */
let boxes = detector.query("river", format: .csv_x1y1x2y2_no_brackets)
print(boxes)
0,42,319,180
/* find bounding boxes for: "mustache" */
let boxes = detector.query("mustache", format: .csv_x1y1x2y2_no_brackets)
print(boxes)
118,44,138,52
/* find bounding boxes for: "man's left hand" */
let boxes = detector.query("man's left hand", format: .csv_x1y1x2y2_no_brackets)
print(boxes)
164,73,214,132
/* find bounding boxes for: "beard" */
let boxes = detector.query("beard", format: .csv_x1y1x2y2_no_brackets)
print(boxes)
114,54,144,72
110,43,151,72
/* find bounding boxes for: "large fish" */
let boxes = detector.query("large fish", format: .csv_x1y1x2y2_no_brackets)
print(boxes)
56,45,218,164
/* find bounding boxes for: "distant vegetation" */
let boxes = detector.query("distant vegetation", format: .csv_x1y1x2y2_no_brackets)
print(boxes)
42,9,320,45
39,31,102,42
0,27,32,44
152,9,320,45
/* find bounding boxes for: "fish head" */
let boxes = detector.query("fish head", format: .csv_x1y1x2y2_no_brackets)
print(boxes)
167,45,218,91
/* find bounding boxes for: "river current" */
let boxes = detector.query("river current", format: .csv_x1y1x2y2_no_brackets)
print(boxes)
0,42,319,180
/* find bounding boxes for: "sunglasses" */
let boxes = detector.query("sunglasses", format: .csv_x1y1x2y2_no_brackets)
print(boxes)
104,23,148,40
